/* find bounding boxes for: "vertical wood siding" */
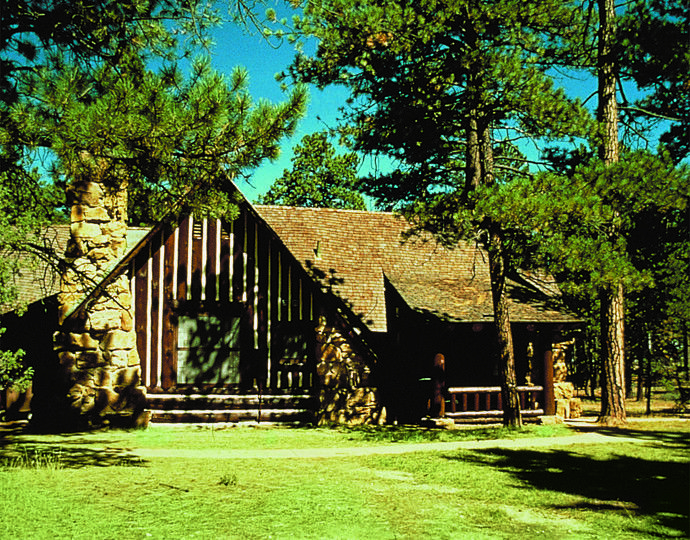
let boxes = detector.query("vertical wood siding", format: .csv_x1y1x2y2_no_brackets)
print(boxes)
129,209,319,391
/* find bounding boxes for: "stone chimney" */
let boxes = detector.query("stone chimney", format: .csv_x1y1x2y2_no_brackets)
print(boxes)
53,155,147,429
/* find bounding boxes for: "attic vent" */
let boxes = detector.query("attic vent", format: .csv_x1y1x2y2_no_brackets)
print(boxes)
192,221,203,239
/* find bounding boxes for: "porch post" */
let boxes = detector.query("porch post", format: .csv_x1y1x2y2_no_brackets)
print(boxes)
543,348,555,416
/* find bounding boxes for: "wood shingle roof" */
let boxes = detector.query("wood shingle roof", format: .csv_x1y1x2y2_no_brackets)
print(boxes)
256,205,579,332
1,225,149,314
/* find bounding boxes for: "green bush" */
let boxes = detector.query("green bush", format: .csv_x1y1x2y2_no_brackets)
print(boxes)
0,328,32,392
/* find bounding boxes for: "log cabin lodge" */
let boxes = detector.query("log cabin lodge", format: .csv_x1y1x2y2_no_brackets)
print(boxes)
1,186,580,427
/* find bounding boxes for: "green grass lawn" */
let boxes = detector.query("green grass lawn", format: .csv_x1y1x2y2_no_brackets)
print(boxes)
1,421,688,539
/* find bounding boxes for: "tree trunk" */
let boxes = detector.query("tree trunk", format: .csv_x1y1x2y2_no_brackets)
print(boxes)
465,112,482,192
474,119,522,427
645,329,653,415
636,353,644,402
597,0,626,425
683,322,688,374
488,228,522,427
597,0,619,165
598,285,626,425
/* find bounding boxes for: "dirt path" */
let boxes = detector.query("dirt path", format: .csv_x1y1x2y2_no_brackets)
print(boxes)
134,431,645,460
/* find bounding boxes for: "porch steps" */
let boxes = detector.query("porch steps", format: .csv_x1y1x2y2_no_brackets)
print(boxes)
146,393,316,424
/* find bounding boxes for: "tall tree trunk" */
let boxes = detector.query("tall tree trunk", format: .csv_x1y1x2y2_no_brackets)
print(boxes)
645,330,653,415
466,116,522,427
599,285,626,424
683,322,688,374
597,0,626,425
488,227,522,427
465,112,482,192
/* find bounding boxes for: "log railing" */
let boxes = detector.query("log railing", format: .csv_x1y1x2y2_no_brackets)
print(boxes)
275,359,313,390
447,386,544,418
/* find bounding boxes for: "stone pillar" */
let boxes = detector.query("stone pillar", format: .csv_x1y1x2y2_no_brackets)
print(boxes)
53,156,147,429
315,316,385,425
552,339,581,419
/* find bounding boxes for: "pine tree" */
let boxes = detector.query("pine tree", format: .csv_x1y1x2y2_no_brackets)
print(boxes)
1,0,307,426
596,0,627,425
259,131,366,209
0,0,216,392
617,0,690,164
278,0,590,426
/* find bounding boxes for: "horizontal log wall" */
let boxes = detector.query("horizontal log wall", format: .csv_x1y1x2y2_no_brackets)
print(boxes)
129,211,317,391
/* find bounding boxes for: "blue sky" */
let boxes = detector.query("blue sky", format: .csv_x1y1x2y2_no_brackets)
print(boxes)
204,11,662,204
206,16,353,202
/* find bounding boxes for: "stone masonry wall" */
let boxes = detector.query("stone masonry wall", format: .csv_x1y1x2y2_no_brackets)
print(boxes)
315,316,385,425
53,157,146,429
552,339,582,419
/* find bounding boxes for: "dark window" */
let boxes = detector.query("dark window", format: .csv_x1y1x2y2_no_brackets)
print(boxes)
177,314,241,385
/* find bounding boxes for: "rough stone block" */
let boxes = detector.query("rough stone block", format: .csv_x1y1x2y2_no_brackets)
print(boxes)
64,239,88,258
53,331,68,351
114,367,141,388
358,368,372,387
118,384,148,411
71,221,101,239
127,349,140,366
107,350,130,368
102,329,135,351
121,311,133,332
58,351,76,369
321,343,341,363
569,398,582,419
96,387,122,413
68,368,95,386
134,410,152,428
555,398,570,419
117,293,132,310
101,221,127,237
110,237,127,258
93,367,112,387
70,205,85,223
112,275,131,293
553,362,568,383
68,332,100,350
88,247,113,261
318,363,349,388
318,388,383,425
538,415,564,425
347,388,375,407
89,310,123,332
69,181,104,206
83,206,110,222
68,382,96,414
76,350,104,369
554,381,575,400
91,234,111,247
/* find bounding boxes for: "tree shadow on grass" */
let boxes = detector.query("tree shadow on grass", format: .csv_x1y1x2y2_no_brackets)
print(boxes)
448,445,689,537
0,427,147,468
0,442,147,468
569,423,690,451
